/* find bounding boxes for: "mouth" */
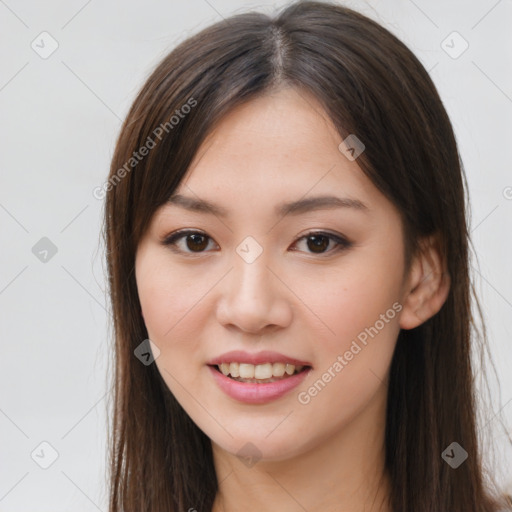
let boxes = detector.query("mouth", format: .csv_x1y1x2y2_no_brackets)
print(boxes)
208,362,312,384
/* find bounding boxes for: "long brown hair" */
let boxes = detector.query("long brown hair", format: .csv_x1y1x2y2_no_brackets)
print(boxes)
102,1,511,510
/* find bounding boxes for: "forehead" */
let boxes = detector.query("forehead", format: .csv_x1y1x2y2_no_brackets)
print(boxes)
187,88,343,174
161,87,399,225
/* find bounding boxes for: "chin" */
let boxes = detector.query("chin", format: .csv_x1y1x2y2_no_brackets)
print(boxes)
211,430,308,464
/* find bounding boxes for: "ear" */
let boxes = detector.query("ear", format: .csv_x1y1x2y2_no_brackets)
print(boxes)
399,234,451,330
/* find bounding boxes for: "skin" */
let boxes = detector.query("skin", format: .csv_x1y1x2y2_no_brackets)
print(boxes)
135,86,450,512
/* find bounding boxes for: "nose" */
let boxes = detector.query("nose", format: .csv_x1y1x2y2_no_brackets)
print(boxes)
215,250,293,335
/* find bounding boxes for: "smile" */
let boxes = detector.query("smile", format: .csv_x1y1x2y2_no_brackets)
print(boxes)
208,364,312,404
216,362,306,382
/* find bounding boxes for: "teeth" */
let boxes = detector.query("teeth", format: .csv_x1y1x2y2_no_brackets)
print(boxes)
254,363,272,379
272,362,285,377
239,363,254,379
217,362,305,379
229,362,239,377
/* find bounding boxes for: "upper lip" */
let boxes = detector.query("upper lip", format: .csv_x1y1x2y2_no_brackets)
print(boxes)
207,350,312,367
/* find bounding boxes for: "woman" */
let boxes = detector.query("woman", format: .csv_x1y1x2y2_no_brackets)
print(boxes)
102,1,511,510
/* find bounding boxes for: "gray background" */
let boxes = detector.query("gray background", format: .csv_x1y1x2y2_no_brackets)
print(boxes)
1,0,511,510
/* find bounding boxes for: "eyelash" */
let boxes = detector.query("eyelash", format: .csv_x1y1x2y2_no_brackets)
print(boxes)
161,229,352,257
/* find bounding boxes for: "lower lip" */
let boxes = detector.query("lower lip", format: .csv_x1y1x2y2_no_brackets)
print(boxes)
207,365,312,404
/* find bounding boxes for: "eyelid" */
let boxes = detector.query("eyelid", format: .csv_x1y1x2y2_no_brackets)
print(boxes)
162,229,219,255
161,228,352,256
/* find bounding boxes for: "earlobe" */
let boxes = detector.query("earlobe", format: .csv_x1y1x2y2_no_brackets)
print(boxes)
398,235,451,330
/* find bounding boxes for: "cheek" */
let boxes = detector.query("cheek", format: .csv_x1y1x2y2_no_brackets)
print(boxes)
293,265,401,429
137,255,202,340
293,253,403,357
136,260,206,391
138,274,177,340
136,254,224,382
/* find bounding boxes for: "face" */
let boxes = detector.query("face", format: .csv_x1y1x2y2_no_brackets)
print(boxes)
135,87,413,462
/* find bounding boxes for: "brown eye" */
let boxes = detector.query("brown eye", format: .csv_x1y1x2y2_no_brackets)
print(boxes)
162,229,351,257
185,233,209,252
305,234,330,253
162,230,216,254
293,231,351,255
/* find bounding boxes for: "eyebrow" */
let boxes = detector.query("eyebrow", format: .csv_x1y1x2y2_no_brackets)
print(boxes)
167,193,370,218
